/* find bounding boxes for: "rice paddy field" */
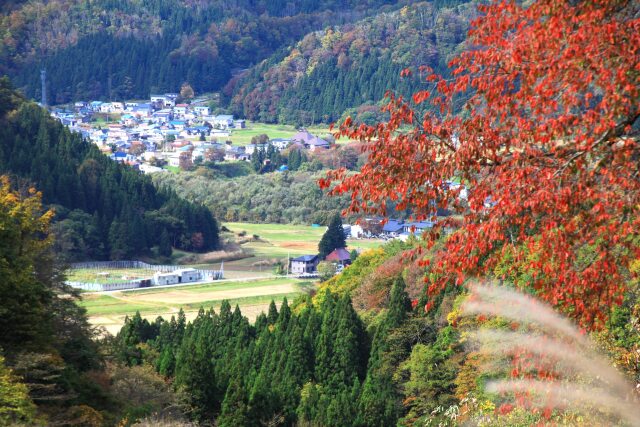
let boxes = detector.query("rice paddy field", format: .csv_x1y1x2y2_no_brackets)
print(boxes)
78,222,384,335
81,277,314,335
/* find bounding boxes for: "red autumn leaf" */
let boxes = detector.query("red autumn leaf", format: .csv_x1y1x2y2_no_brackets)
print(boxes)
322,0,640,330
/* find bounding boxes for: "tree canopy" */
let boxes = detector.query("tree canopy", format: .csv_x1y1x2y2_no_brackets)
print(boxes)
0,78,220,261
318,212,347,259
323,0,640,329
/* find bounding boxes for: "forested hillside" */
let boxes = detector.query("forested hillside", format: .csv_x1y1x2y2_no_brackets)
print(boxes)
112,240,434,426
0,78,219,261
0,175,115,425
229,1,473,124
1,0,409,103
153,169,354,225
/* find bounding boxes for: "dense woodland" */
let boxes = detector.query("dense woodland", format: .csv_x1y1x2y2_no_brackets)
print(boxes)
2,0,412,103
229,1,472,124
0,78,220,261
2,0,472,123
111,239,451,426
154,169,350,225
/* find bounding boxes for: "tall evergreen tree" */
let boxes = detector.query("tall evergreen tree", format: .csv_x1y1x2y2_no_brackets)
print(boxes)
318,212,347,259
357,278,411,426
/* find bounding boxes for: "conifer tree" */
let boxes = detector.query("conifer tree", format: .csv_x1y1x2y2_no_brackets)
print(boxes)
318,212,347,259
159,228,172,257
357,278,411,426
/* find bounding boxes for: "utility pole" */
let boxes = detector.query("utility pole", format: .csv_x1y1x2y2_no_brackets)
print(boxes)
286,251,290,277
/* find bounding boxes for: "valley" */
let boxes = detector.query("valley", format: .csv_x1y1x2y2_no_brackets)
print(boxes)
0,0,637,426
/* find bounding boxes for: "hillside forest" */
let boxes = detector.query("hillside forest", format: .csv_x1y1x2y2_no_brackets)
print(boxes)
0,78,220,261
2,1,472,125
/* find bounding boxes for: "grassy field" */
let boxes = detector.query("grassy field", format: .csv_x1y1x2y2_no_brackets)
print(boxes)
68,268,153,284
225,222,385,258
81,277,314,335
226,222,326,257
226,122,330,146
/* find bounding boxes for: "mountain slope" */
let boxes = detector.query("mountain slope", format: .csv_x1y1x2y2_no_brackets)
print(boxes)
1,0,409,103
228,1,474,124
0,77,219,261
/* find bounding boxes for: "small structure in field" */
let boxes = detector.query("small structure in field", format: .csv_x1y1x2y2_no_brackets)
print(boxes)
66,260,222,291
153,268,202,286
175,268,201,283
154,272,180,286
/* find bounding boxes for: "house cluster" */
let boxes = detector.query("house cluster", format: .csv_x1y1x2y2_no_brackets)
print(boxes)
51,93,332,174
289,225,359,276
290,247,352,276
291,212,459,277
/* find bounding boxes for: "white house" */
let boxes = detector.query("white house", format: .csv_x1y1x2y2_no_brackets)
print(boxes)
290,255,319,275
150,95,175,108
110,102,124,113
345,224,364,239
212,115,234,129
174,104,189,116
139,164,166,174
194,106,210,116
99,103,113,113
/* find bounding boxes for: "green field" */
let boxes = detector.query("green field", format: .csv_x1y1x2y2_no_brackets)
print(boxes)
226,122,331,146
68,268,153,284
225,222,384,258
226,222,325,257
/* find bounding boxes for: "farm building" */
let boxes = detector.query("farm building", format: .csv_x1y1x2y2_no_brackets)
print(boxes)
325,248,352,266
175,268,201,283
153,268,202,286
154,272,180,286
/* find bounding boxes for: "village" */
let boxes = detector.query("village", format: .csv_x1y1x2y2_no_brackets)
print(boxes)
49,92,332,174
48,90,464,292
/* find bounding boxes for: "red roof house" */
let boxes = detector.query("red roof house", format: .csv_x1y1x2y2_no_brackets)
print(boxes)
325,248,352,265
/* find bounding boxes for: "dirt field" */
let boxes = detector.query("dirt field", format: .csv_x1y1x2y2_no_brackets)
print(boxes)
82,277,313,335
93,302,280,336
127,283,298,304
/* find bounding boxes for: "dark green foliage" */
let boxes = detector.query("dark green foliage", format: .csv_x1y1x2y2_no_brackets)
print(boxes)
287,148,307,171
251,142,285,174
4,1,413,103
231,1,473,124
107,240,470,426
153,169,354,225
357,278,411,426
318,212,347,259
0,162,111,422
112,291,372,425
114,312,161,366
159,228,173,257
0,80,220,260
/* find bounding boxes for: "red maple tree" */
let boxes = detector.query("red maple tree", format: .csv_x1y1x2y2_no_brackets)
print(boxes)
321,0,640,328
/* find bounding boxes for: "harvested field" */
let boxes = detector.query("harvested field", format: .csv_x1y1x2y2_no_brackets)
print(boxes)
127,283,297,304
81,277,314,335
